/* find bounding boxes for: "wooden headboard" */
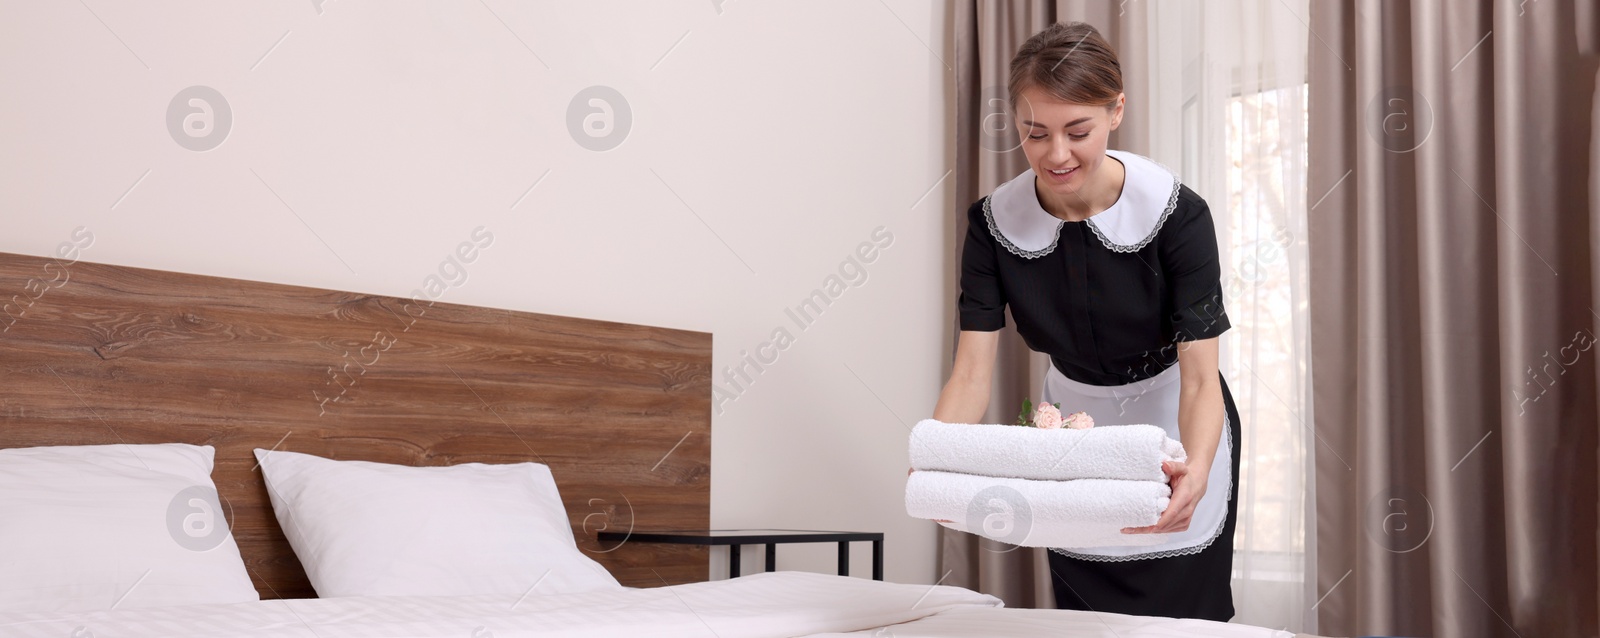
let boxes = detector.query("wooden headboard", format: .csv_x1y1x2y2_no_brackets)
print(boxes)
0,251,711,597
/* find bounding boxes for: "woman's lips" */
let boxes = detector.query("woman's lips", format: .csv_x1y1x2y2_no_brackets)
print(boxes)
1044,166,1077,182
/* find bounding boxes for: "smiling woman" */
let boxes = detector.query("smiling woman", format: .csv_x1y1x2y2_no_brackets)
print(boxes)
932,20,1242,622
1008,25,1128,225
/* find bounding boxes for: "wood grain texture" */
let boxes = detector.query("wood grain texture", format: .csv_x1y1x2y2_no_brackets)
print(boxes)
0,251,711,597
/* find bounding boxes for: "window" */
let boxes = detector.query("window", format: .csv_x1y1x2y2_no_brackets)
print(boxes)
1224,81,1310,578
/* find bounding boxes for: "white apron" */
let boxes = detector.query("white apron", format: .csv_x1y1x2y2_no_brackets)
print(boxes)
1041,359,1234,561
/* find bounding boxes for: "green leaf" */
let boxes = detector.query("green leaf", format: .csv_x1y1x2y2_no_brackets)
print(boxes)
1017,397,1033,426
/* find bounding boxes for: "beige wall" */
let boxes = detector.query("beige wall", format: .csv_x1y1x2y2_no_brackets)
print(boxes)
0,0,955,584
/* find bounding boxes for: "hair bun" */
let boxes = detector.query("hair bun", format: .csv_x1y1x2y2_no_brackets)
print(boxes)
1008,21,1123,110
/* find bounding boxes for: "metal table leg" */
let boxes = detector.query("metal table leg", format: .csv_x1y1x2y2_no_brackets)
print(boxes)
729,544,740,579
872,539,883,581
837,541,850,577
765,543,776,572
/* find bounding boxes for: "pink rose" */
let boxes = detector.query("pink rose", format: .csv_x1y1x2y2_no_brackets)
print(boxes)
1063,411,1094,429
1032,403,1064,429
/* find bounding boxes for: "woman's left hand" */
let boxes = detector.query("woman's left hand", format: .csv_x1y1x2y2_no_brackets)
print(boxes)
1122,460,1208,534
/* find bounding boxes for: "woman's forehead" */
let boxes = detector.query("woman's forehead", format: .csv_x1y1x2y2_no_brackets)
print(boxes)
1015,106,1104,128
1013,87,1107,119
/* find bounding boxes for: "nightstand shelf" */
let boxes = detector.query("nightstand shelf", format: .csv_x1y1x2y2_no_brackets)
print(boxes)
596,529,884,581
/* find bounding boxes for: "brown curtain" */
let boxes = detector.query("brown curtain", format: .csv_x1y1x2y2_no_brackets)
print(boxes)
945,0,1155,610
1308,1,1600,636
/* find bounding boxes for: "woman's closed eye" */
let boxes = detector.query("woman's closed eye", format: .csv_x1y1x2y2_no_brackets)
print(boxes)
1029,132,1090,140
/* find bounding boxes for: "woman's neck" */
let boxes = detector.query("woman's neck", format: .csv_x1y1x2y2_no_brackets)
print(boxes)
1036,156,1126,222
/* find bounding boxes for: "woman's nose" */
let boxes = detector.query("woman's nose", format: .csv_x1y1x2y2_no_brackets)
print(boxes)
1045,140,1072,165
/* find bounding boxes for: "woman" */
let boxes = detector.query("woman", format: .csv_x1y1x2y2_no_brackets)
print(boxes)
930,22,1242,622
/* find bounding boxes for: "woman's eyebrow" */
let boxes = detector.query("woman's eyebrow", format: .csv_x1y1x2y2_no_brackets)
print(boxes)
1022,117,1093,128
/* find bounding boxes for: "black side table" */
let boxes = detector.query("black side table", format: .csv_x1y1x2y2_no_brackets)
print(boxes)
596,529,884,581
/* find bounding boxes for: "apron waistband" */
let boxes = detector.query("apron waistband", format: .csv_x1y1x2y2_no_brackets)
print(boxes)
1046,359,1183,398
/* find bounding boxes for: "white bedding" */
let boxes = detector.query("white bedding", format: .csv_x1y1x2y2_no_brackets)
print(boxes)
0,571,1294,638
814,605,1297,637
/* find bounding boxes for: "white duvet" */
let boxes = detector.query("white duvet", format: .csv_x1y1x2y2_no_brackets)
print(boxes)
0,571,1294,638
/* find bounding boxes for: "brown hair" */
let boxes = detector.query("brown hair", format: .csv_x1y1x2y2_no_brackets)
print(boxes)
1008,21,1123,111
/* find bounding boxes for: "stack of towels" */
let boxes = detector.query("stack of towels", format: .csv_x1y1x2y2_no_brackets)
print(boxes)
905,418,1188,549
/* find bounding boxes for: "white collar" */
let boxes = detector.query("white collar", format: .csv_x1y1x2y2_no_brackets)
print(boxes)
983,149,1181,258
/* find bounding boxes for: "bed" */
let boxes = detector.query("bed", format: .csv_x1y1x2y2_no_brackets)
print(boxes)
0,251,1314,637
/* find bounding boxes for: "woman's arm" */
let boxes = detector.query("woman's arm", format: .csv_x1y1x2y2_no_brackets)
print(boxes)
917,330,998,517
1126,335,1224,534
932,330,999,424
1175,335,1225,479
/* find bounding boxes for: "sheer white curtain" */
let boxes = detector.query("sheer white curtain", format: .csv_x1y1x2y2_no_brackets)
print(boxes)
1139,1,1316,633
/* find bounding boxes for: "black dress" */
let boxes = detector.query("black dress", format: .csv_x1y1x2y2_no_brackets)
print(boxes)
957,150,1241,622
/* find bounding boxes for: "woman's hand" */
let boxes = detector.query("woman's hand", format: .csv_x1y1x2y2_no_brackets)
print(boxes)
1122,460,1208,534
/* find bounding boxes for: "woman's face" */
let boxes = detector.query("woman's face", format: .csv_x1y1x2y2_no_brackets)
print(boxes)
1013,85,1124,199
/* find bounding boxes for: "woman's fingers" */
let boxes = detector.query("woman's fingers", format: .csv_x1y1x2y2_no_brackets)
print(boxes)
1153,505,1193,533
1125,502,1180,534
1126,465,1197,534
1152,467,1201,532
1153,498,1184,531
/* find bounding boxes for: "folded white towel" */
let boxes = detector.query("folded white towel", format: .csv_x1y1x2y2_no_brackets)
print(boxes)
905,471,1176,549
909,418,1187,483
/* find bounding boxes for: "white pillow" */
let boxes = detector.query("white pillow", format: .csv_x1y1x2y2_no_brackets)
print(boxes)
0,443,261,612
254,449,621,597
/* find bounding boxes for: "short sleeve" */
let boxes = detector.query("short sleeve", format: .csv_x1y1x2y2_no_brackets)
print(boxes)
958,199,1007,331
1159,191,1231,342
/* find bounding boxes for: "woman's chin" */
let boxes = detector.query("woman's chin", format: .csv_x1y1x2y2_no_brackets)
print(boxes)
1045,181,1082,195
